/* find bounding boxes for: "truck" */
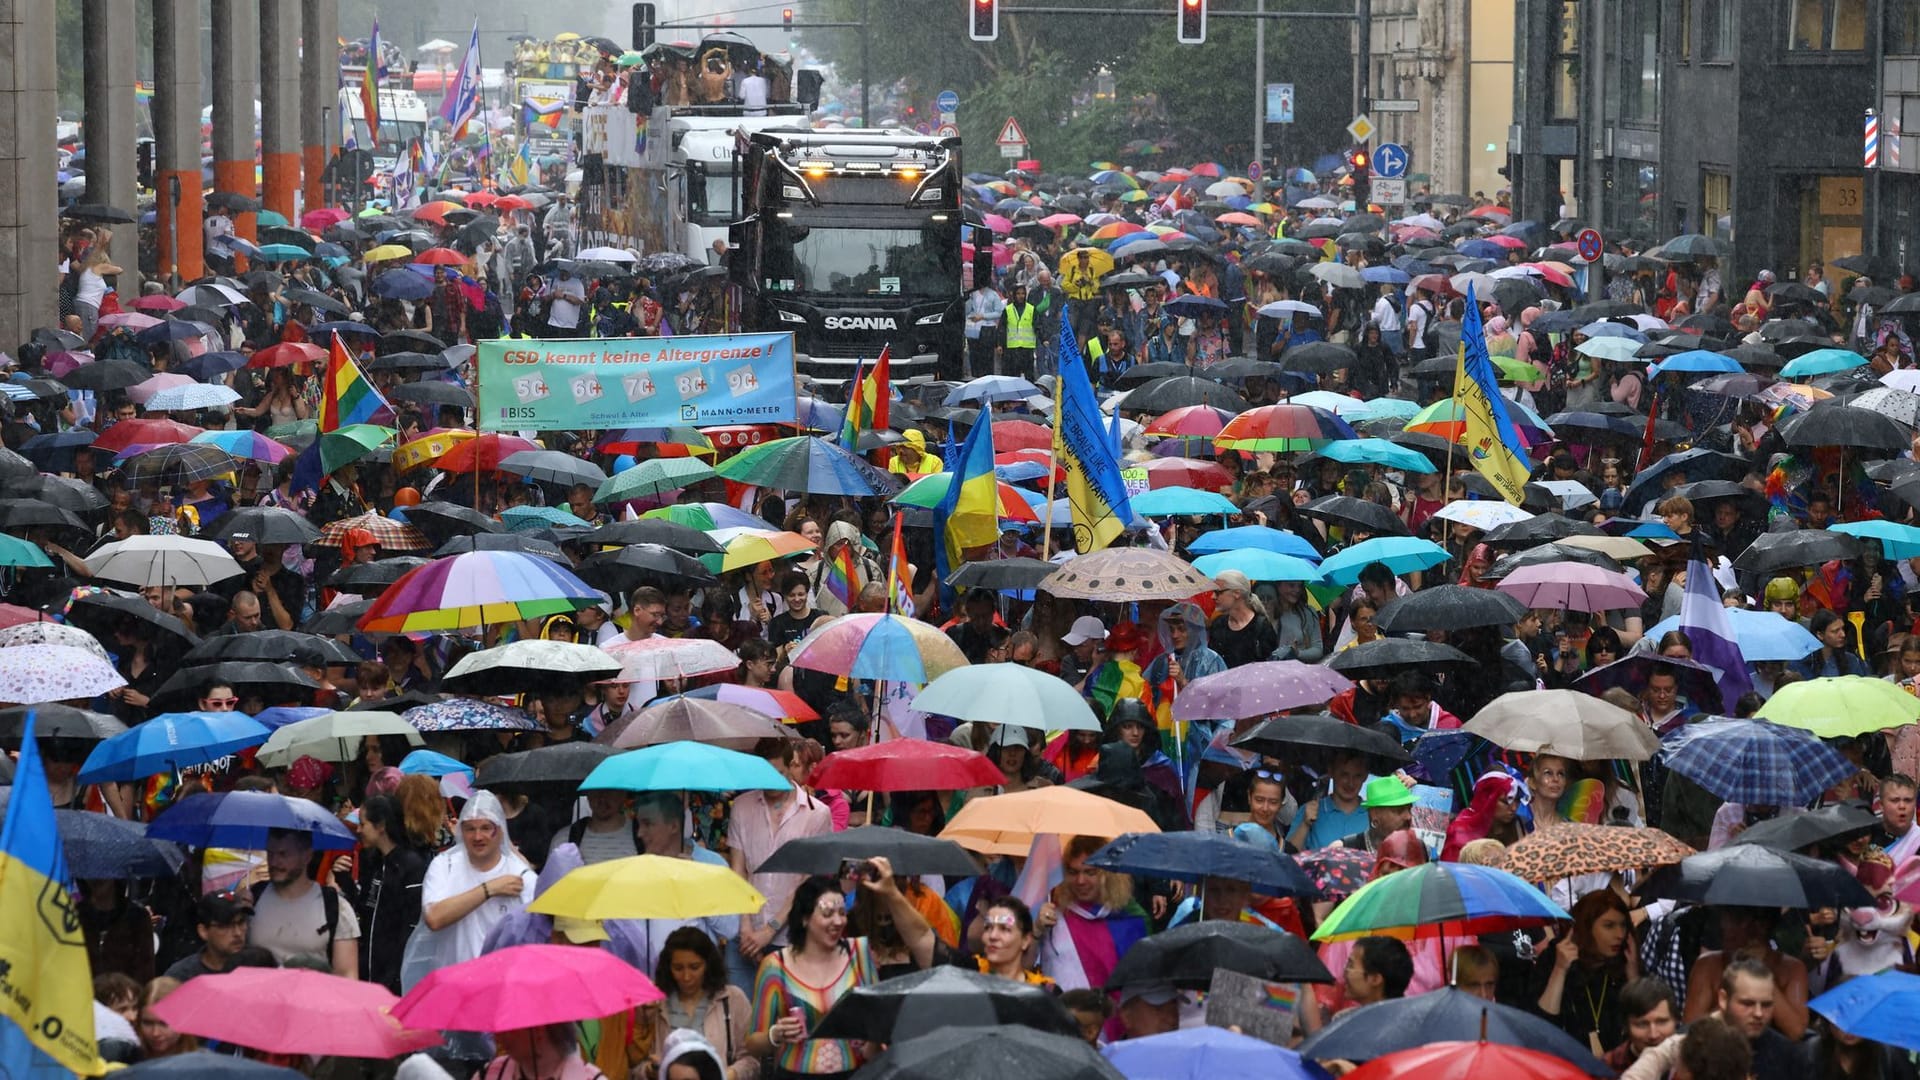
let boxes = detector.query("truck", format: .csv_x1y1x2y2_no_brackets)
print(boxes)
336,86,430,180
726,128,965,387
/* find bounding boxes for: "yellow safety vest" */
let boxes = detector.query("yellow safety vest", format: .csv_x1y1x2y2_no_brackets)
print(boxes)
1004,303,1037,349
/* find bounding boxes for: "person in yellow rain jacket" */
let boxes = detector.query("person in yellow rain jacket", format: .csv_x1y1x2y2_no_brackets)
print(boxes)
888,428,944,475
1058,248,1106,302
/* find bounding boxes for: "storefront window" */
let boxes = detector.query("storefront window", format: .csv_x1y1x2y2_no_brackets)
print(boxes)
1789,0,1868,50
1703,171,1733,240
1619,0,1662,122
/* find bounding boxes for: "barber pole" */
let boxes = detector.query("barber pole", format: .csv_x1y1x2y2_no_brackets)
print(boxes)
1867,109,1881,169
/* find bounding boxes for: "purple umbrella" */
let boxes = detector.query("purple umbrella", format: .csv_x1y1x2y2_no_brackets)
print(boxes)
1494,563,1648,613
1172,660,1354,722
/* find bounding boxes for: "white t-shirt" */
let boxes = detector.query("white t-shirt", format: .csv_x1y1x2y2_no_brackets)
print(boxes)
420,848,536,966
1371,294,1402,333
740,75,769,115
547,276,586,329
249,882,362,966
1405,299,1431,353
76,270,108,311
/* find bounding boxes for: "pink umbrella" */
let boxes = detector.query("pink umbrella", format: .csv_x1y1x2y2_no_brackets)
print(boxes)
1039,212,1082,227
43,351,93,378
981,212,1014,235
126,373,195,406
152,967,440,1058
393,943,665,1031
1496,563,1647,613
1172,660,1354,721
302,207,350,230
132,294,186,313
1486,234,1527,249
960,241,1012,269
96,312,163,332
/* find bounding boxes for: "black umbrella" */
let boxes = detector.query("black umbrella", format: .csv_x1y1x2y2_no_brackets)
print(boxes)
58,359,152,392
302,598,371,636
388,381,476,410
202,506,324,546
1325,638,1476,679
1114,362,1197,388
1104,920,1333,991
404,501,502,546
1233,714,1413,770
122,444,239,485
1778,405,1910,452
65,592,201,647
1278,341,1358,375
1208,358,1289,382
814,968,1081,1044
1480,511,1604,546
1120,376,1249,413
1542,411,1640,439
377,329,447,355
1297,988,1611,1076
1732,802,1880,854
1832,254,1899,278
946,557,1057,591
204,192,261,213
1300,494,1409,537
366,351,454,375
437,533,568,561
1088,831,1318,897
477,743,616,789
327,558,433,596
0,795,183,879
151,662,321,710
755,826,982,879
0,497,85,533
1668,479,1770,517
1483,542,1624,581
1376,584,1528,633
498,449,608,489
576,545,719,594
0,703,127,746
1638,844,1874,909
61,203,137,224
183,630,360,668
1732,530,1862,575
586,519,726,555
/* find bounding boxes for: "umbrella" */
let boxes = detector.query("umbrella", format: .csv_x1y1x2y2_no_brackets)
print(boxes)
1326,638,1475,680
1833,519,1920,559
1638,843,1874,909
0,622,108,660
940,786,1160,857
946,557,1059,591
1312,862,1568,941
314,512,429,552
255,711,422,768
64,590,200,647
714,435,899,496
846,1021,1114,1080
789,613,970,683
810,740,1002,792
0,703,125,745
1731,802,1880,853
1463,689,1661,761
1375,585,1527,633
1316,537,1451,586
392,944,664,1031
86,535,242,589
1189,549,1322,582
441,640,624,696
755,826,984,879
1103,1027,1318,1080
360,550,603,632
1642,608,1818,663
1778,405,1911,452
1104,920,1333,990
497,449,608,489
183,630,359,668
1122,377,1250,414
1216,405,1357,453
77,710,271,784
815,966,1081,1045
680,684,819,721
1172,662,1352,721
597,457,718,502
147,790,358,850
1129,486,1238,516
1314,438,1436,474
1660,717,1858,805
913,664,1103,732
1347,1041,1593,1080
1298,494,1409,537
606,636,743,681
149,967,439,1058
526,854,766,920
0,800,181,878
403,699,541,733
1574,653,1723,707
1756,674,1920,737
1088,831,1317,897
1040,548,1215,602
599,696,792,750
1187,525,1322,561
579,740,791,794
1494,563,1646,613
1503,822,1695,882
1297,989,1611,1076
1480,512,1603,547
0,644,126,704
1807,972,1920,1054
476,743,616,789
1231,714,1413,772
116,1053,306,1078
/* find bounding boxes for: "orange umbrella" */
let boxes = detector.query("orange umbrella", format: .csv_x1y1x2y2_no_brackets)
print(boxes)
940,786,1160,856
411,201,462,224
1216,211,1262,226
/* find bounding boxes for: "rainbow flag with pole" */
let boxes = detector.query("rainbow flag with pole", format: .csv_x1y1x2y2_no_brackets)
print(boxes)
841,345,892,447
823,542,861,609
359,20,385,147
319,331,394,432
886,511,915,616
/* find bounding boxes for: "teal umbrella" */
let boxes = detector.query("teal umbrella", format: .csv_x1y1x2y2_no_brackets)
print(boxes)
1130,485,1238,516
1318,536,1451,585
256,243,311,261
579,741,791,793
255,210,291,228
1313,438,1436,473
596,457,718,502
1362,397,1422,421
1191,549,1322,582
1779,348,1868,379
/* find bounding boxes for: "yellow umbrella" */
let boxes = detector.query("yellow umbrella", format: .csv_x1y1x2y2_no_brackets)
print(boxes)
720,529,816,572
361,244,413,263
528,854,766,920
1057,248,1115,301
392,429,476,473
553,31,582,41
939,787,1159,856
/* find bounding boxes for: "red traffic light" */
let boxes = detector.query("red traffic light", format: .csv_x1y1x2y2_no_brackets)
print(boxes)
970,0,999,41
1177,0,1206,45
1348,147,1370,171
782,7,794,30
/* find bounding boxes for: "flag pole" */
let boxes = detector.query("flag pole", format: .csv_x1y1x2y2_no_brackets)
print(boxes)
1042,312,1066,561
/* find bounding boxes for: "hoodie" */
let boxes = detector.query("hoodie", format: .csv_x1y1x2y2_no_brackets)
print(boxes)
810,520,883,617
659,1029,727,1080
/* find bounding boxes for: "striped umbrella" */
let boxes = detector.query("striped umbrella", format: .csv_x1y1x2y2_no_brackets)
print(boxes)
315,512,432,551
360,550,603,632
1311,862,1568,942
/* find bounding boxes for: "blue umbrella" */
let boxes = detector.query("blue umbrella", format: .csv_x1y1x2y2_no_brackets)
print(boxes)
1779,348,1868,379
117,1051,309,1078
371,268,433,300
1318,536,1451,585
1191,549,1322,582
250,705,331,730
399,748,475,779
994,460,1052,483
146,790,358,851
77,711,271,785
1314,437,1436,473
579,740,791,794
794,394,847,432
1832,519,1920,559
1187,524,1321,561
310,320,379,339
1105,1026,1320,1080
0,790,185,878
944,375,1041,406
175,350,250,381
1363,397,1422,421
1130,486,1238,516
714,435,899,497
1088,831,1318,896
1361,265,1410,285
1643,608,1820,663
1164,294,1229,316
1809,970,1920,1051
1650,349,1743,377
1457,239,1504,260
1661,717,1857,805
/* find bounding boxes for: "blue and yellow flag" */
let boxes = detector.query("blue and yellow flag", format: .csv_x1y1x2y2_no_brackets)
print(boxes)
931,407,998,596
1056,311,1135,553
1455,284,1532,504
0,715,102,1077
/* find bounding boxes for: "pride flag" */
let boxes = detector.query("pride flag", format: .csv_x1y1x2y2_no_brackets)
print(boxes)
824,542,860,609
0,714,102,1077
1454,284,1532,503
1679,534,1752,713
359,20,385,147
841,345,892,447
319,331,394,433
521,96,568,131
886,511,915,617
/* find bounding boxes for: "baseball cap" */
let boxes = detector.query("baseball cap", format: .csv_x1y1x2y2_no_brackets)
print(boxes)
1362,776,1417,809
1118,982,1188,1007
553,916,610,944
1062,615,1108,646
196,893,253,926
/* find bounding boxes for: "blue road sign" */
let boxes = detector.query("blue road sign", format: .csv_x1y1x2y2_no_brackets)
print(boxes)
936,90,960,114
1373,142,1409,180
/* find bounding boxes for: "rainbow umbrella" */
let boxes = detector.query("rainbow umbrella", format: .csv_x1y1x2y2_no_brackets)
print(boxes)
1311,862,1567,942
1405,397,1555,445
1215,404,1356,453
789,612,970,683
190,429,294,465
892,473,1039,522
713,435,897,496
358,550,602,632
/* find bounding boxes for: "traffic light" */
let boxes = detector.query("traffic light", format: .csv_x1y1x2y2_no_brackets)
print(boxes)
632,2,656,49
783,8,794,32
1347,146,1370,174
1177,0,1206,44
970,0,999,42
1348,145,1371,207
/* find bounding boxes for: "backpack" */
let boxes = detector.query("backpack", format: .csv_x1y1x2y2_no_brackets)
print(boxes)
251,880,342,956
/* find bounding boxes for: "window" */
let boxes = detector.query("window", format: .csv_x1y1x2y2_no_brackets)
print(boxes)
1701,0,1736,59
1789,0,1867,50
1619,0,1662,122
1703,170,1733,240
1677,0,1693,60
1889,0,1920,53
1552,0,1580,122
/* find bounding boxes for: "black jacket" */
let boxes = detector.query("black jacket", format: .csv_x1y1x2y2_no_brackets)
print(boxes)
359,844,428,993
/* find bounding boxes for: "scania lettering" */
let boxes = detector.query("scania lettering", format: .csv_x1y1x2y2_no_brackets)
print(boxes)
825,316,900,331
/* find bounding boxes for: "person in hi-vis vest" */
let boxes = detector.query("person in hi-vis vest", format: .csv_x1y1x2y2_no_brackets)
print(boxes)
1001,282,1038,379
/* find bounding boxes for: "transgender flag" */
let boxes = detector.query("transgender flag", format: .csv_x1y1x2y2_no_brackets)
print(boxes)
1678,536,1751,714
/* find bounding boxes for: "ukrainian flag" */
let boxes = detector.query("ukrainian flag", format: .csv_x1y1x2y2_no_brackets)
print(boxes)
1454,284,1533,504
1054,313,1134,554
0,714,103,1077
931,407,999,593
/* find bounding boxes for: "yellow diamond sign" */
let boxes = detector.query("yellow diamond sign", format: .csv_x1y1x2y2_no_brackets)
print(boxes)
1346,113,1376,143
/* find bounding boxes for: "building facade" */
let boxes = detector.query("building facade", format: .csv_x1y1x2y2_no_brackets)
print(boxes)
1364,0,1515,202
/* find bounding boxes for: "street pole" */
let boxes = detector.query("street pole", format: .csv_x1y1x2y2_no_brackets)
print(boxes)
1354,0,1370,208
861,0,872,127
1253,0,1264,170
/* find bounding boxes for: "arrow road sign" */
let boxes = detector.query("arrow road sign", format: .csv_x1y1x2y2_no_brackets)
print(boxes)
1373,142,1409,179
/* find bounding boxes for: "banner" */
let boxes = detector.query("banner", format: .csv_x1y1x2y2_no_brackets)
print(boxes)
476,334,797,432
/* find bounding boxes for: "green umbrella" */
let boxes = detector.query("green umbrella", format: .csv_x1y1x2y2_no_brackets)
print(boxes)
1756,675,1920,739
255,210,290,228
1311,862,1567,942
0,533,53,569
319,423,396,474
256,243,310,261
596,457,718,503
256,710,422,768
265,418,318,441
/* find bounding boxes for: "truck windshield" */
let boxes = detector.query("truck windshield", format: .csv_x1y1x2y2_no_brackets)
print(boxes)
348,118,428,156
689,169,735,227
764,221,958,300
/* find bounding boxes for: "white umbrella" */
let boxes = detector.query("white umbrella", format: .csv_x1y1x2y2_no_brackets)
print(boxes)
1882,370,1920,393
257,711,423,769
417,38,458,53
444,640,624,694
1396,213,1444,231
1204,179,1246,198
1450,271,1497,297
1575,337,1646,363
1293,195,1338,210
1258,300,1323,319
86,535,243,588
575,247,638,263
1309,263,1365,290
0,644,126,703
1432,499,1534,530
605,637,740,681
0,621,109,659
913,663,1103,732
143,384,242,412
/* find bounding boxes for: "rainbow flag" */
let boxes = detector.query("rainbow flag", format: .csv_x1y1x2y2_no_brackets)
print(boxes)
0,713,103,1077
359,19,385,146
1259,981,1300,1011
1454,283,1532,503
824,542,860,608
841,345,892,446
931,407,998,600
886,511,915,617
522,96,567,131
319,331,394,433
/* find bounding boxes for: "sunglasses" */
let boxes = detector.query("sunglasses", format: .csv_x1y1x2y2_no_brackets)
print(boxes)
202,697,239,707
